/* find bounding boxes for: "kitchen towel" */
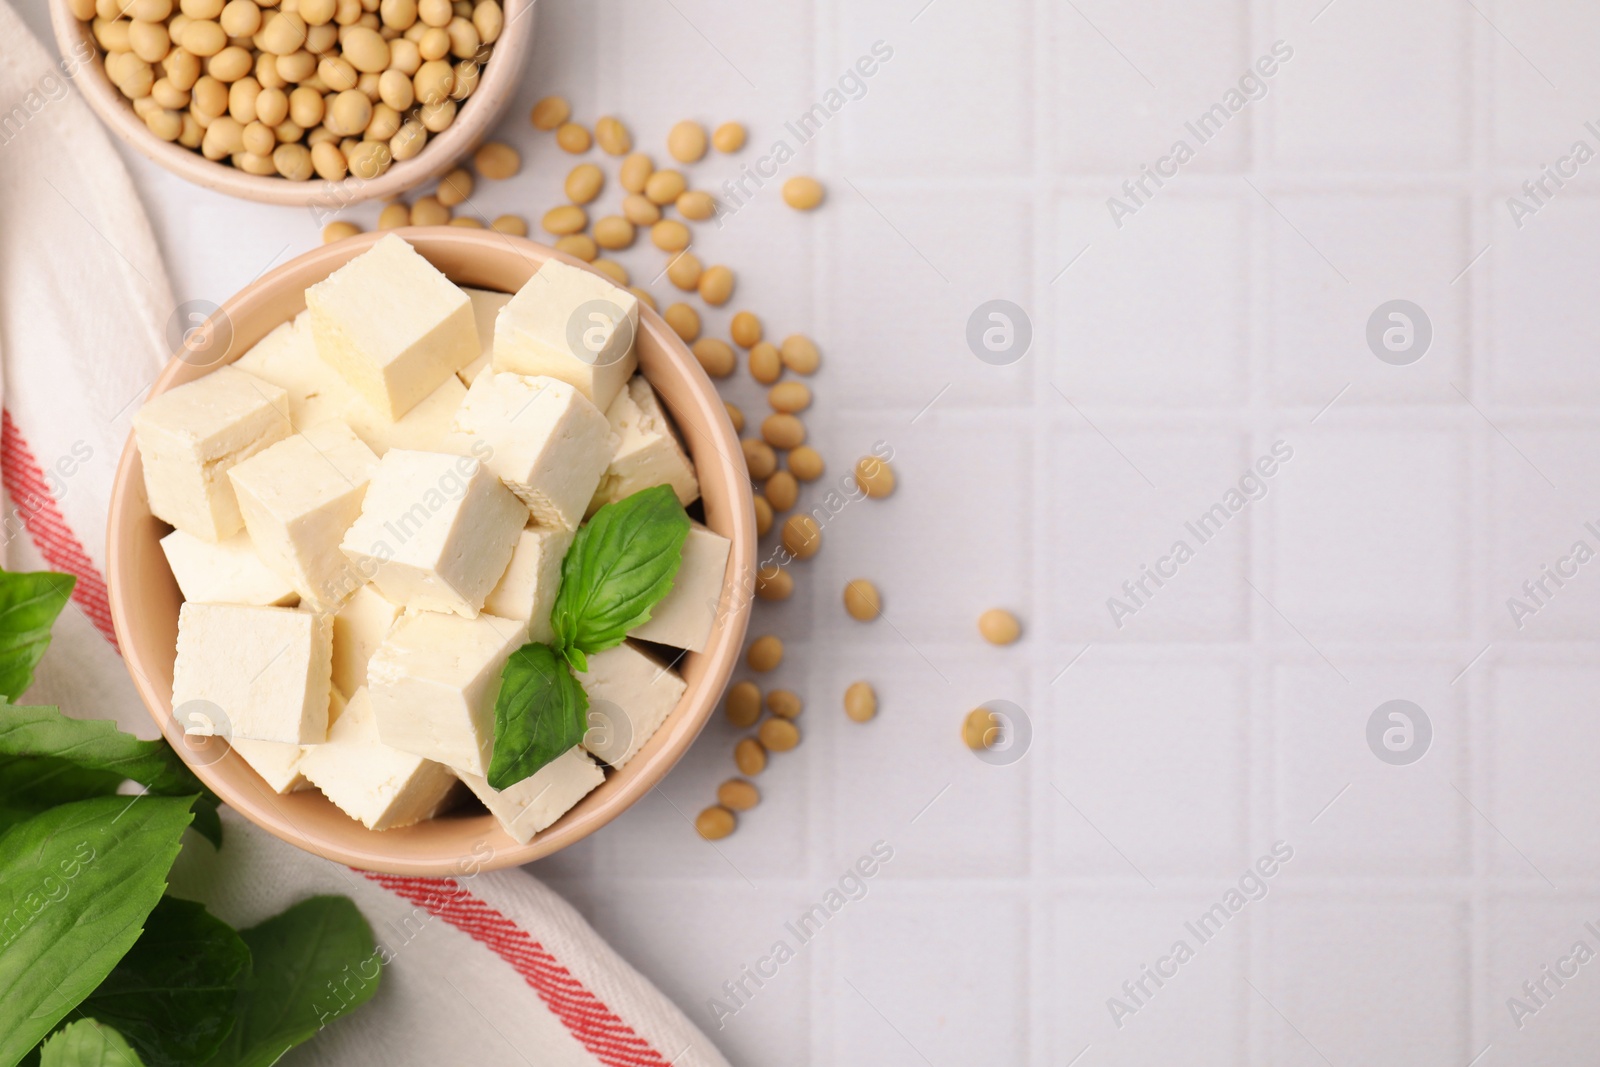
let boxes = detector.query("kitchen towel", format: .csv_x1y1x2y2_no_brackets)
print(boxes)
0,3,729,1063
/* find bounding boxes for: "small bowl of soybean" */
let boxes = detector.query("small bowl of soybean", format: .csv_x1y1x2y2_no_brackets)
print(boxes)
48,0,533,206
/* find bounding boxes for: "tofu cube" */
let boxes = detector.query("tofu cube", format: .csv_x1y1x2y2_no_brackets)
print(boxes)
332,584,401,698
228,420,380,609
576,641,686,769
133,366,292,541
483,525,573,643
339,449,526,617
172,603,333,745
231,737,313,794
235,314,466,455
458,287,510,387
366,610,527,775
159,528,298,606
629,522,731,653
492,259,638,410
589,375,699,514
447,372,613,530
299,687,460,830
454,747,604,844
305,234,478,420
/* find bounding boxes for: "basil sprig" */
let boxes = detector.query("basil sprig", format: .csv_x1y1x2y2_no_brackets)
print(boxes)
488,485,689,790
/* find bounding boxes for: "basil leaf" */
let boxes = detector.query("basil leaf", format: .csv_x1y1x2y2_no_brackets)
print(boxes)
487,642,587,790
551,485,689,657
37,1020,146,1067
0,706,222,847
0,570,75,702
201,896,380,1067
0,795,195,1065
0,756,125,833
78,897,249,1067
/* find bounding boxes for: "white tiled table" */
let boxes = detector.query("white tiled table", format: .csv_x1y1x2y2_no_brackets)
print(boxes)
22,0,1600,1061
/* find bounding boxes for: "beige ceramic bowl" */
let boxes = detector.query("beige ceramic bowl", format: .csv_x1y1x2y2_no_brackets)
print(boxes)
48,0,534,207
107,229,755,874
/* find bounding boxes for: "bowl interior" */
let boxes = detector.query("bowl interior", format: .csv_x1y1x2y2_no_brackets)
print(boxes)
108,229,754,874
49,0,534,207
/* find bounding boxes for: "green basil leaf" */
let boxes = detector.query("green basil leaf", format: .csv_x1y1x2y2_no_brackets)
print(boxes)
77,896,249,1067
487,642,587,790
0,706,222,848
551,485,689,657
0,756,125,833
0,794,195,1065
201,896,380,1067
37,1020,146,1067
0,570,75,702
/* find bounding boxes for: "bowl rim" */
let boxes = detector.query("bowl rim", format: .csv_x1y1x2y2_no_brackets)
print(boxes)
48,0,535,208
106,228,756,873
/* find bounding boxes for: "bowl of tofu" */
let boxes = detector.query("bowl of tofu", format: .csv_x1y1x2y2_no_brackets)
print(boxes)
106,229,755,874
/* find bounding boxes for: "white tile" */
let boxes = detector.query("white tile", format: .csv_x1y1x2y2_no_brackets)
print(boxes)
1487,0,1600,167
583,881,814,1067
828,892,1028,1065
1045,895,1246,1065
1266,194,1470,405
1271,664,1469,875
1054,195,1249,406
1488,427,1600,641
1485,896,1600,1059
811,413,1032,646
827,189,1035,408
837,4,1032,174
817,647,1032,879
1267,428,1468,641
1265,0,1469,170
1047,662,1248,876
1044,429,1250,642
1050,0,1251,175
1488,196,1600,405
1263,899,1469,1067
1488,665,1600,880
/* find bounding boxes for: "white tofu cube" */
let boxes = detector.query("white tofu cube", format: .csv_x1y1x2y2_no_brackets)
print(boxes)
629,523,731,653
339,449,526,617
230,737,313,794
172,603,333,745
483,525,573,643
160,528,298,606
305,234,478,420
447,372,613,530
299,687,460,830
576,641,686,769
589,375,699,514
366,610,527,775
492,259,638,411
235,315,465,455
332,584,401,698
228,420,380,609
454,747,604,844
458,287,510,387
133,366,292,541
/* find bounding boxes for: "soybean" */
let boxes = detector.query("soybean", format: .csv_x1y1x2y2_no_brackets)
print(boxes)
651,219,690,252
781,515,821,560
712,120,745,153
752,495,773,537
746,635,783,672
473,139,519,178
755,565,792,601
554,233,597,261
698,264,734,306
667,119,707,162
748,342,781,385
592,259,628,285
725,681,761,728
765,470,797,511
542,204,587,236
644,168,685,205
780,334,820,374
619,151,652,193
843,579,880,621
717,779,760,812
663,302,699,342
782,176,824,210
676,189,715,221
788,446,824,482
963,708,999,750
490,214,527,236
768,381,811,413
692,337,735,378
844,682,877,723
594,114,630,155
322,219,360,242
766,690,802,720
530,94,568,130
555,121,590,153
725,400,745,433
758,718,799,752
665,251,702,291
564,162,603,204
978,609,1022,646
696,806,736,840
741,438,777,480
593,215,635,250
734,738,766,776
854,456,895,499
730,310,761,348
